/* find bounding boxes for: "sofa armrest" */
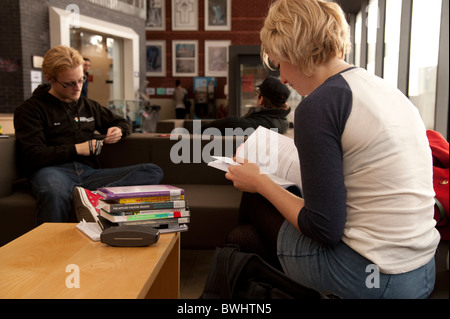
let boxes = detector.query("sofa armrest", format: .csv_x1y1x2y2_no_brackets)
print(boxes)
0,137,18,197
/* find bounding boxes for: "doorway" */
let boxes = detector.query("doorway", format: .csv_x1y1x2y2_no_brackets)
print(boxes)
49,6,140,105
70,29,124,107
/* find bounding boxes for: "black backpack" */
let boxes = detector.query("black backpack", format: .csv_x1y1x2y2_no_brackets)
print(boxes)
200,245,334,299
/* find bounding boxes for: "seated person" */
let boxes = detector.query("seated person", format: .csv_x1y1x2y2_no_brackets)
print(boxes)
225,0,440,299
14,45,163,224
200,76,291,135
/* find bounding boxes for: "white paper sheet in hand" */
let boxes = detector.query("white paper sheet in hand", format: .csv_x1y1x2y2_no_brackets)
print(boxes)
207,156,241,172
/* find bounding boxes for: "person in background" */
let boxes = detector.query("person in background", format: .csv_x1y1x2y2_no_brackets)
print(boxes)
224,0,439,299
81,57,90,98
200,76,291,135
14,45,163,224
173,79,188,119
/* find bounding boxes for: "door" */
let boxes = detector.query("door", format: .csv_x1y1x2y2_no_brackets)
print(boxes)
70,29,124,107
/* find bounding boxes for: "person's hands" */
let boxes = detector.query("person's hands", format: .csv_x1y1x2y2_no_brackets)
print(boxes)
225,159,268,193
227,157,305,229
104,127,123,144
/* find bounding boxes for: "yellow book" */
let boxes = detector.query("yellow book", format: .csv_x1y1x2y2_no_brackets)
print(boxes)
118,195,185,204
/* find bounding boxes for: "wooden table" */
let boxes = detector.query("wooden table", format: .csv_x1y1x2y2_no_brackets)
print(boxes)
0,223,180,299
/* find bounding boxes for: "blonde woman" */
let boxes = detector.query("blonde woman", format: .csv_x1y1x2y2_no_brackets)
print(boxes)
225,0,439,298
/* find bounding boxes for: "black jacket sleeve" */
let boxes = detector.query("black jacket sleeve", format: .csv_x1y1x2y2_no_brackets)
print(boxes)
13,93,132,173
14,101,78,171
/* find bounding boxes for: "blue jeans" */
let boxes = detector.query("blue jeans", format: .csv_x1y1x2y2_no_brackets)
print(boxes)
29,162,163,224
277,221,436,299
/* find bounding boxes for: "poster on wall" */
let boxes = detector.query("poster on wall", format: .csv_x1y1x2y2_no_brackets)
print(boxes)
146,0,166,30
205,40,231,77
241,74,255,93
172,40,198,77
205,0,231,31
172,0,198,31
194,77,217,103
146,40,166,77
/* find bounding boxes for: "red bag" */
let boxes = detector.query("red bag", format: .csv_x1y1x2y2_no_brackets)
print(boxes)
426,130,449,240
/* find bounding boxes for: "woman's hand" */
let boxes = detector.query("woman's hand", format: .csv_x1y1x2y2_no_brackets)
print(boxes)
226,158,305,229
225,159,270,193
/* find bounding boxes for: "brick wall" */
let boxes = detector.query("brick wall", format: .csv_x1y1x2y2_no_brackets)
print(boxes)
0,0,23,113
0,0,146,114
146,0,273,99
0,0,273,113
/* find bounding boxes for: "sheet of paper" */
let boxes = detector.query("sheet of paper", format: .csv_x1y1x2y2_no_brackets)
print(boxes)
76,220,102,241
236,127,302,191
208,156,240,172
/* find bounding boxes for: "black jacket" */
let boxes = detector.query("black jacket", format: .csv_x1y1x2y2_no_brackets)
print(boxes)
14,84,131,173
200,107,291,135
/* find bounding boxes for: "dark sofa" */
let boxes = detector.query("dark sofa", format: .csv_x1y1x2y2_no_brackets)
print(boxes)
0,131,448,298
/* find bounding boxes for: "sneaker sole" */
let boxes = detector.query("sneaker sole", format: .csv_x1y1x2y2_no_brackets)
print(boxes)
72,187,99,223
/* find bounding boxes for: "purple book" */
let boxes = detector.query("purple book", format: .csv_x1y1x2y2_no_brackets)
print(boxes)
96,185,184,200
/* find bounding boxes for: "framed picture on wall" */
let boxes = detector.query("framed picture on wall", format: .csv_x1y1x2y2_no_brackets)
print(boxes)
171,0,198,31
205,40,231,77
172,40,198,77
205,0,231,31
146,40,166,77
146,0,166,31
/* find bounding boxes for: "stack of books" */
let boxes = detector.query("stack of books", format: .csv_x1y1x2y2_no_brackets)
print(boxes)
96,185,189,233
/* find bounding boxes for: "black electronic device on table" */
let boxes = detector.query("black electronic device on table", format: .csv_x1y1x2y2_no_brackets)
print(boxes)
100,224,160,247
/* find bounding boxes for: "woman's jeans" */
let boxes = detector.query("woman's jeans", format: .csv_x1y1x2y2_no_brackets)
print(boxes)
29,162,163,224
277,220,436,299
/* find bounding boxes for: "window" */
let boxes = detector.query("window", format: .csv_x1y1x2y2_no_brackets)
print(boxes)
408,0,442,129
383,0,402,88
354,11,362,67
366,0,379,74
239,59,266,116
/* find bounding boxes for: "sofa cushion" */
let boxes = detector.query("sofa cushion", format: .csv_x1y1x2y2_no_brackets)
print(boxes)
174,184,243,248
0,191,37,246
0,137,17,197
98,134,153,168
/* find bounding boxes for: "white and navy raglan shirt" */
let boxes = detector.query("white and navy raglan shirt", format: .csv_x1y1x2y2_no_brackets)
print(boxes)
294,67,440,274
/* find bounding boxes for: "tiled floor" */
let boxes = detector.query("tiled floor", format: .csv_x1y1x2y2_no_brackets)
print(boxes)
180,249,216,299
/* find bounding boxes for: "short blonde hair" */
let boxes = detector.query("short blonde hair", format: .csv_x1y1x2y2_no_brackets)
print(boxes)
42,45,84,79
260,0,351,76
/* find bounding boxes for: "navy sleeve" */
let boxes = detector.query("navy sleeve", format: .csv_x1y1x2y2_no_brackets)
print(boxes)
294,78,352,247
